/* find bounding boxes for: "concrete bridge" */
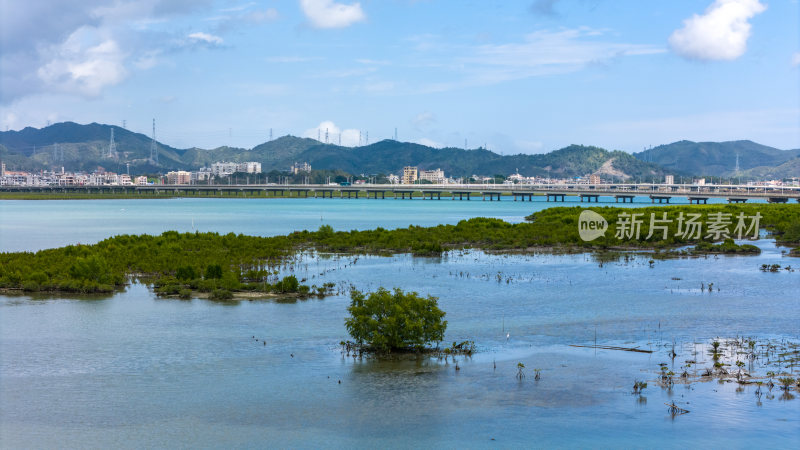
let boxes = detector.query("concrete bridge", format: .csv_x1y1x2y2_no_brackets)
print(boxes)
2,183,799,203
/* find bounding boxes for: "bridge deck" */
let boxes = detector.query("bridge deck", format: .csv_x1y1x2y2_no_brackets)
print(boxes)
2,183,798,202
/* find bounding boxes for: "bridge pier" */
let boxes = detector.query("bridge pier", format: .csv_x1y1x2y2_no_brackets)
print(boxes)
512,193,534,201
615,195,634,203
688,197,709,204
580,194,599,203
767,197,788,203
481,192,500,201
546,193,565,202
727,198,747,203
650,195,671,204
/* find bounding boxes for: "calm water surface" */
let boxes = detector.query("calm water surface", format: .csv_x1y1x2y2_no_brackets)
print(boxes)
0,198,797,448
0,196,749,252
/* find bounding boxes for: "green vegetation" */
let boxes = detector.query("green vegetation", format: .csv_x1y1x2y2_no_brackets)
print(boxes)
344,287,447,352
525,204,800,249
1,204,796,296
0,231,325,297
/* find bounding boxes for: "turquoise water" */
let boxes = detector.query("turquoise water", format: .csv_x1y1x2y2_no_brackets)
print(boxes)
0,196,746,252
0,199,797,448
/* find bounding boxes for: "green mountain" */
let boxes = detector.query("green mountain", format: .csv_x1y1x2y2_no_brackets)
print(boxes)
634,140,800,177
738,157,800,179
0,121,665,180
291,140,666,180
0,122,190,173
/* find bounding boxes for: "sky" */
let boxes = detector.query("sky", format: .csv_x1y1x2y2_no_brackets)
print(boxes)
1,0,799,153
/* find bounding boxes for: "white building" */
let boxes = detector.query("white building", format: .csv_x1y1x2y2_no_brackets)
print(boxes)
210,161,262,177
291,162,312,174
665,175,674,184
418,168,445,184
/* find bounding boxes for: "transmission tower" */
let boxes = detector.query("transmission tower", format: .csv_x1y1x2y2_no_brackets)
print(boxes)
269,128,273,141
149,118,158,165
734,153,740,175
394,127,397,141
338,133,341,146
325,128,329,144
359,131,362,146
108,128,117,158
365,131,368,145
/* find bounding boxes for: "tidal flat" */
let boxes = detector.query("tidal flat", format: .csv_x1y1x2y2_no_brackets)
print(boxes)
1,198,798,447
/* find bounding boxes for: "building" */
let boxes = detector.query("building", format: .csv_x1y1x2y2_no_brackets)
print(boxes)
387,174,400,184
402,166,418,184
135,176,149,185
418,168,445,184
191,169,212,183
210,161,262,177
291,162,311,174
588,174,602,184
0,161,5,177
166,170,192,185
665,175,674,184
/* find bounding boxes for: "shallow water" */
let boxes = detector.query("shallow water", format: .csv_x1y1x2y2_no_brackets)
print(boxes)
0,195,747,252
0,198,797,448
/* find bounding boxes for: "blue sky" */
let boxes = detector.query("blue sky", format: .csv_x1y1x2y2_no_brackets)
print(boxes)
1,0,798,153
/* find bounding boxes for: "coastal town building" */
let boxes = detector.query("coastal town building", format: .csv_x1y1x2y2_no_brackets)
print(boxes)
291,162,312,174
402,166,418,184
210,161,262,177
418,168,445,184
166,170,192,185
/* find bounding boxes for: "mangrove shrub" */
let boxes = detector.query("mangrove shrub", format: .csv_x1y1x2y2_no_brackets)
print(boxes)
345,287,447,352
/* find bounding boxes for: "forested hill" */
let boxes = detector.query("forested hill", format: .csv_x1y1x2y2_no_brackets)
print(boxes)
292,140,666,180
634,140,800,178
2,121,665,179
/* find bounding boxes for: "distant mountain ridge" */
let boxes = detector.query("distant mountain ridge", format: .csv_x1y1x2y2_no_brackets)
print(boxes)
634,140,800,178
3,121,794,180
0,122,667,180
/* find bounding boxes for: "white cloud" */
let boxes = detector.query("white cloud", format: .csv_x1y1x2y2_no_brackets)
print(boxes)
187,31,223,45
304,121,362,146
412,111,436,131
245,8,279,23
669,0,766,61
413,28,665,93
793,52,800,67
36,27,128,98
300,0,365,29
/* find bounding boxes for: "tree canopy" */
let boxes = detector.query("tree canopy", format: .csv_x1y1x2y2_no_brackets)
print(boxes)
345,288,447,352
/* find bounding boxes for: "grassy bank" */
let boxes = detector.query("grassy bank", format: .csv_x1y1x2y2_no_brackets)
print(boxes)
0,204,797,296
